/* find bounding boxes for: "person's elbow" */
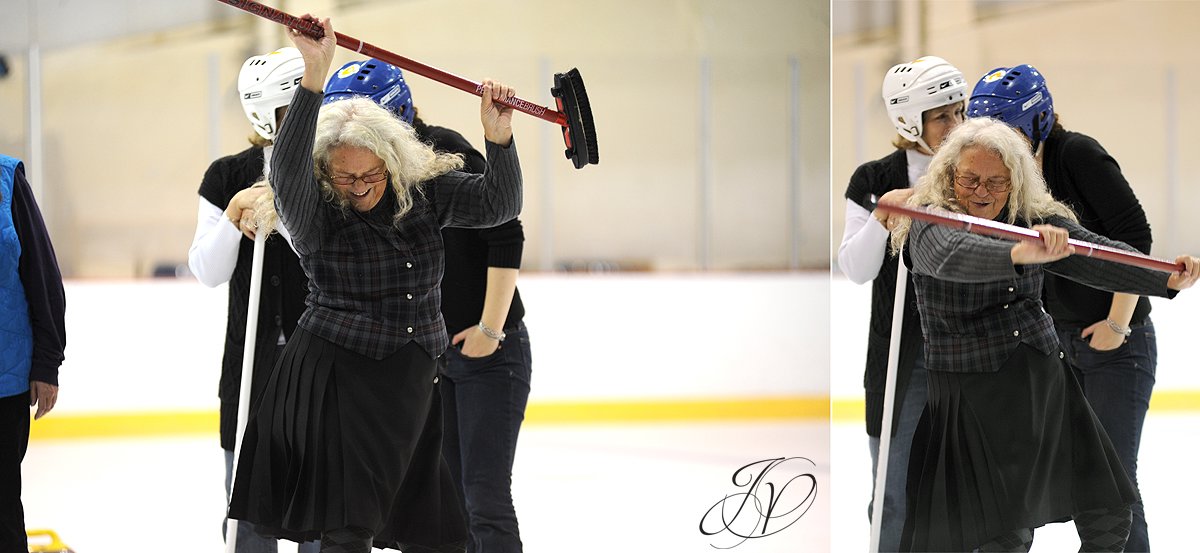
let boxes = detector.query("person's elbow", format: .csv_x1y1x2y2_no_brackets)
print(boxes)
502,196,523,223
837,249,874,285
187,251,226,288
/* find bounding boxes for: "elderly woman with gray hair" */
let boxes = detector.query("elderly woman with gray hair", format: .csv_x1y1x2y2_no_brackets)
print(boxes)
886,117,1199,552
227,15,521,553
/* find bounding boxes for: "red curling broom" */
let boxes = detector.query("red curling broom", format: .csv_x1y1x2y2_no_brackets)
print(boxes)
214,0,599,169
875,201,1185,273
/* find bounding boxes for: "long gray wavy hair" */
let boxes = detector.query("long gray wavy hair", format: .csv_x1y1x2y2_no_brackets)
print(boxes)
313,97,464,224
890,116,1077,254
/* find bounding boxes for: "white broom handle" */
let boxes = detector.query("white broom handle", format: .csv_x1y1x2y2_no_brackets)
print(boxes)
868,261,908,553
226,231,267,553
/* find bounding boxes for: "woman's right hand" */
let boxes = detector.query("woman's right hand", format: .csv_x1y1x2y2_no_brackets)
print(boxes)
287,14,337,93
1011,224,1075,265
1167,255,1200,291
225,186,270,240
874,188,913,230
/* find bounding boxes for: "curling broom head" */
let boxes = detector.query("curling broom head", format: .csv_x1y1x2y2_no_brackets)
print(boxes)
551,68,599,169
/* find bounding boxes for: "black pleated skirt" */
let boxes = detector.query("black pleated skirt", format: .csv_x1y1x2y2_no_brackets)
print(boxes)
227,327,466,552
901,344,1137,552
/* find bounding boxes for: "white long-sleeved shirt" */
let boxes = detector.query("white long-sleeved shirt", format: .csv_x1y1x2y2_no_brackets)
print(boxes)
187,145,296,287
836,149,932,284
188,197,243,288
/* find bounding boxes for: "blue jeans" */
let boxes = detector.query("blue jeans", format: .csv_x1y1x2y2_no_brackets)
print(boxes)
1058,321,1157,553
224,450,320,553
868,356,928,553
440,322,532,553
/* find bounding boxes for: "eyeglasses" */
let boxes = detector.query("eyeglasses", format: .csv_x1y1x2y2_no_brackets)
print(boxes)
327,169,388,187
953,173,1011,193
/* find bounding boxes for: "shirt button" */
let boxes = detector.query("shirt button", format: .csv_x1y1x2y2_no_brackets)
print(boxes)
274,315,282,326
433,376,439,384
406,262,413,269
1060,351,1065,359
1008,286,1015,293
406,293,413,300
1003,304,1009,309
407,326,414,333
1013,330,1020,337
270,275,280,286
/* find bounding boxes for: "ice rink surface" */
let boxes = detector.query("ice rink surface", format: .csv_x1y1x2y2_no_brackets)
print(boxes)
25,421,828,552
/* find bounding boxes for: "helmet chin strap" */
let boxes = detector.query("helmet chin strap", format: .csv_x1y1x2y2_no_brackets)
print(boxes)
914,135,936,156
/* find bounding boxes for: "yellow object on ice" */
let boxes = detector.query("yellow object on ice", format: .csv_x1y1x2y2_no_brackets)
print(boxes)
26,529,74,553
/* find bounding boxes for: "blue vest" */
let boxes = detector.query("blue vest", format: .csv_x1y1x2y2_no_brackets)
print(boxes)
0,155,33,397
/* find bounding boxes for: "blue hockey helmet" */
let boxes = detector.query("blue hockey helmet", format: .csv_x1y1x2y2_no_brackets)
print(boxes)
968,64,1054,149
323,59,415,124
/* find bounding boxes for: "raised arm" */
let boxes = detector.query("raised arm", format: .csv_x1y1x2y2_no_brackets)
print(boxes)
270,15,337,254
432,80,523,229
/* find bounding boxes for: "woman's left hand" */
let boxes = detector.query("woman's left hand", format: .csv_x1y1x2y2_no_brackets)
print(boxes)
480,79,515,146
30,380,57,420
1167,255,1200,291
1011,224,1074,265
288,14,337,93
1081,320,1124,351
452,325,500,358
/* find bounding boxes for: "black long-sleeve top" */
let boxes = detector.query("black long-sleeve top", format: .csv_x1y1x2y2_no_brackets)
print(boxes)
196,146,309,450
11,163,66,385
843,149,924,437
1041,128,1154,328
412,119,526,335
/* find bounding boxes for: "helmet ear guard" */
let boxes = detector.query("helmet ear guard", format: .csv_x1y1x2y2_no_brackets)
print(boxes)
238,47,305,141
881,56,968,153
323,59,415,124
968,64,1054,151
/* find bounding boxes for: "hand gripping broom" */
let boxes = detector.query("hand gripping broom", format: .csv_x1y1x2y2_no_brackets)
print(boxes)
215,0,599,169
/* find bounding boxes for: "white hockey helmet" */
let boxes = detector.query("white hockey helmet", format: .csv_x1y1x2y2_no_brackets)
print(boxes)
881,56,967,152
238,47,305,141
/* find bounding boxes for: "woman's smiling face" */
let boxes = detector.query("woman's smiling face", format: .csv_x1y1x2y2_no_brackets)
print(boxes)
953,145,1011,220
326,145,387,212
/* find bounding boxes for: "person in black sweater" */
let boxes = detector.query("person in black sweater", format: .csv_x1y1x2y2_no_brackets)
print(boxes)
0,154,66,553
838,55,966,552
969,64,1157,552
323,57,531,553
186,47,316,553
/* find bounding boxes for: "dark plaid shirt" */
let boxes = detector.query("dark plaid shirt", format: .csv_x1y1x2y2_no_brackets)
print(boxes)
271,87,522,360
909,214,1172,374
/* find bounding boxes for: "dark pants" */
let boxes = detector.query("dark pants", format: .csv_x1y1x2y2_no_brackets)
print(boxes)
1058,321,1157,553
440,322,532,553
0,391,30,552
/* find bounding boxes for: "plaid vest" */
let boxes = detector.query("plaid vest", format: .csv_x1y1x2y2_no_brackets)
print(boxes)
912,267,1058,373
908,215,1170,374
299,190,448,360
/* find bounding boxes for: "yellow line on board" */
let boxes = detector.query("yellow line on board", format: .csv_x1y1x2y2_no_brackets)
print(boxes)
525,397,829,424
830,389,1200,423
28,397,831,442
30,391,1200,441
29,410,219,441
